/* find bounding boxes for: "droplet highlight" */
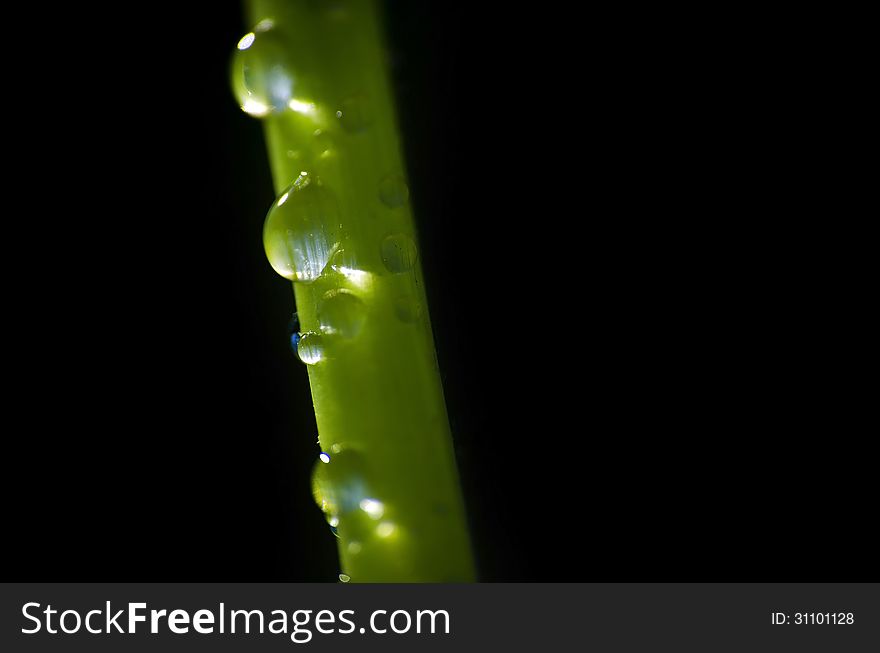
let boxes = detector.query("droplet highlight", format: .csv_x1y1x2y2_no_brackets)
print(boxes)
378,175,409,208
296,332,325,365
380,234,418,273
263,174,341,281
318,289,366,339
338,573,351,583
237,33,255,50
319,452,331,463
359,498,385,520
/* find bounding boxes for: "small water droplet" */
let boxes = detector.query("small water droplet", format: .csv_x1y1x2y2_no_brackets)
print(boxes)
393,296,423,323
338,573,351,583
348,541,362,554
263,175,341,281
336,94,372,132
319,452,331,463
312,448,385,545
296,332,325,365
287,313,301,353
318,289,366,339
231,28,298,117
380,233,418,273
378,175,409,208
312,449,365,513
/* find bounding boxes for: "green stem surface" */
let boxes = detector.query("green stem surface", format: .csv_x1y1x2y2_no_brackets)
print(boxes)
245,0,474,582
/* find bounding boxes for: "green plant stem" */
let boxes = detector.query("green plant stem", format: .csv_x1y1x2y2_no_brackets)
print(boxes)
245,0,474,582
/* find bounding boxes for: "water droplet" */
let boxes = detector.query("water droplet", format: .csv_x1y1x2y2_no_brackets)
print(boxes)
296,332,325,365
263,175,340,281
311,449,376,520
393,296,423,323
336,94,372,132
318,289,366,339
348,541,362,554
380,234,418,273
329,515,340,528
231,28,299,117
319,452,331,463
338,573,351,583
287,313,301,354
378,175,409,208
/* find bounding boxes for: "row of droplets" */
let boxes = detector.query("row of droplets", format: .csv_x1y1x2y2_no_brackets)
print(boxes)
282,229,420,368
232,18,419,584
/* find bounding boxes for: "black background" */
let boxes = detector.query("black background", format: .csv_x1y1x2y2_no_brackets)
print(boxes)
3,2,873,581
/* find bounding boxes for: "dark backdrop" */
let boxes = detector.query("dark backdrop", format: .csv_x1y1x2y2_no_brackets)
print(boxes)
3,2,872,581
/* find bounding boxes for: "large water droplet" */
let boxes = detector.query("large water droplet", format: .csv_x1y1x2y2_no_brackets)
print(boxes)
231,27,299,117
318,290,366,339
336,94,372,132
378,175,409,208
264,174,341,281
296,332,325,365
380,234,418,273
